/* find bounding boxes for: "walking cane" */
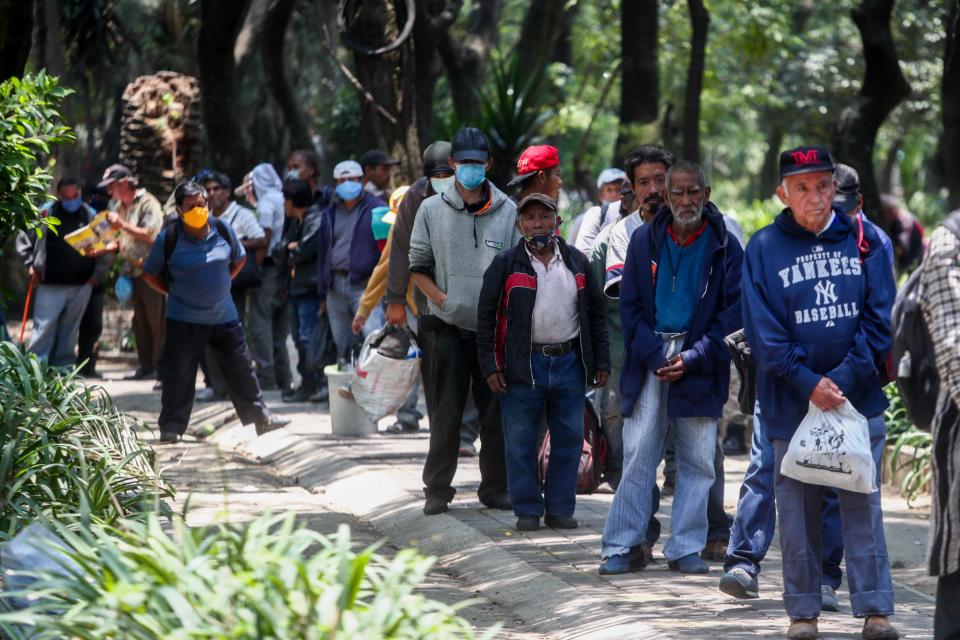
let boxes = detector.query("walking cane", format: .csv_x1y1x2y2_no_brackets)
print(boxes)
19,274,36,346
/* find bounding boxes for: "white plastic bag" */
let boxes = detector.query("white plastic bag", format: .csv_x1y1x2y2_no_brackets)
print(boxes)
780,400,877,494
350,324,421,422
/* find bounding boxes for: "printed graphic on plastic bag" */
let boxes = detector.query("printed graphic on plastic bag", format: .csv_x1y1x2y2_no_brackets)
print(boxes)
350,324,421,422
780,400,878,494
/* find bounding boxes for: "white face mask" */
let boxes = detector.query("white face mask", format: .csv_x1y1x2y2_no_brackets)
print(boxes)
430,176,455,193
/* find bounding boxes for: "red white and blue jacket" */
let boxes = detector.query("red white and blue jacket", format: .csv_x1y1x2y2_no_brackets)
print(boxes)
477,236,611,386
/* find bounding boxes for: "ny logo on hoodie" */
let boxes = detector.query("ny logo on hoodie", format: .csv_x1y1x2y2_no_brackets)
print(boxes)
814,280,838,306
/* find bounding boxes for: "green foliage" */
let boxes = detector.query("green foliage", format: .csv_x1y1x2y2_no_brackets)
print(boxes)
884,382,933,505
0,72,75,242
0,514,494,639
0,342,172,541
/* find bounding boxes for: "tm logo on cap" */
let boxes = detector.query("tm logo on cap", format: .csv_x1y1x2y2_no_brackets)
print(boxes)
791,149,820,165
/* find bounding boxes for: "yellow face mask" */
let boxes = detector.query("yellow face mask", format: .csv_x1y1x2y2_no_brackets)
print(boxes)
181,206,209,229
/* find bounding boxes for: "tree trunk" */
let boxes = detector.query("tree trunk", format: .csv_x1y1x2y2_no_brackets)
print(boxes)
944,0,960,209
261,0,312,152
552,2,578,66
197,0,252,183
682,0,709,164
832,0,910,225
756,117,785,200
515,0,571,86
437,0,501,123
0,0,34,82
616,0,660,159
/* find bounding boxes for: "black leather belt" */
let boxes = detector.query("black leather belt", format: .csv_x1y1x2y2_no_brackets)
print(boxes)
533,340,575,357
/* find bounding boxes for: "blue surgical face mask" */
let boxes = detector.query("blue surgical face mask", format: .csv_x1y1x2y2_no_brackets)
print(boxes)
335,180,363,201
61,197,83,213
430,176,455,194
455,163,486,190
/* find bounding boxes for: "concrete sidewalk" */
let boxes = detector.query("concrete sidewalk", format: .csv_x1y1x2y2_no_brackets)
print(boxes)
101,368,936,639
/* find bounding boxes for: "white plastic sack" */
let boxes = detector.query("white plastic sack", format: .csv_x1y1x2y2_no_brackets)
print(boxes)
351,324,421,422
780,400,878,494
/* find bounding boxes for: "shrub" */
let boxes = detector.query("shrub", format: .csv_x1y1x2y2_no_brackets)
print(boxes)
0,342,172,541
0,513,494,639
884,382,933,505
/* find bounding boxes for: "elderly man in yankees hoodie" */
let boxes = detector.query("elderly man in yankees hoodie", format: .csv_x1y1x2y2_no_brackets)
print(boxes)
741,146,898,640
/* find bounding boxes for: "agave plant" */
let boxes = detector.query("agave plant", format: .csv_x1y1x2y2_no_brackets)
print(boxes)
0,513,495,639
0,342,172,541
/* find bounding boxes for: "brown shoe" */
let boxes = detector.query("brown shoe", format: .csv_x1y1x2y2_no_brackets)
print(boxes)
700,538,729,562
787,618,819,640
862,616,899,640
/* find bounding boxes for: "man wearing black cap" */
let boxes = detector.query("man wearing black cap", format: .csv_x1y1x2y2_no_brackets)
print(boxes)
409,127,519,515
361,149,400,200
834,163,894,268
741,145,898,640
477,193,609,531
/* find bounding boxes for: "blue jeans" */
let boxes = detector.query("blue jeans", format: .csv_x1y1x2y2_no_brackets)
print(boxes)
289,293,319,386
774,414,893,619
28,283,92,367
501,350,585,518
602,335,717,561
725,405,844,589
326,273,384,361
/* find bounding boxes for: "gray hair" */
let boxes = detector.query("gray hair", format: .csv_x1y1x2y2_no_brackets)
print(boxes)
666,160,708,190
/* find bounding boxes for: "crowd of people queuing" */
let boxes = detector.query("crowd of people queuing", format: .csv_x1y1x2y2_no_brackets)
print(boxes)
13,123,960,640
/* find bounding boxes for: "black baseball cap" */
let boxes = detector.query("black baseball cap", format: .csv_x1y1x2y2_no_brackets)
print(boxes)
360,149,400,169
779,145,835,179
833,163,861,215
98,163,133,188
451,127,490,162
517,193,558,214
422,141,452,176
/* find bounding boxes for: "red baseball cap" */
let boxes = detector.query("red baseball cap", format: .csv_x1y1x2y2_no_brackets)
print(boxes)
507,145,560,188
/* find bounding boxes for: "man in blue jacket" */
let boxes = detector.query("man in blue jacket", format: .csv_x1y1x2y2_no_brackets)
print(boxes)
316,160,387,361
599,160,742,575
741,146,898,640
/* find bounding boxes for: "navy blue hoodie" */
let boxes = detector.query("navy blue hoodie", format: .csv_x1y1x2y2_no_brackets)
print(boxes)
619,203,743,418
742,208,895,441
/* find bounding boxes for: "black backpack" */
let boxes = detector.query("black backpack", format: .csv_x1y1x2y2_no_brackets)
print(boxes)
161,217,260,290
891,213,960,431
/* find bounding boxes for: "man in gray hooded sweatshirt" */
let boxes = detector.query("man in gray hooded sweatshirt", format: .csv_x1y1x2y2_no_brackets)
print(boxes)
409,127,520,515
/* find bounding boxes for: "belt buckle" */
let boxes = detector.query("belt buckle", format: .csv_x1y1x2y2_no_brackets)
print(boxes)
542,343,562,357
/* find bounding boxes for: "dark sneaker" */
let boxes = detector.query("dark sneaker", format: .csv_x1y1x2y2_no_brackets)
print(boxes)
385,421,419,434
516,516,540,531
124,367,156,381
282,386,312,403
423,496,448,515
480,493,512,510
255,414,290,436
459,441,477,457
820,584,840,612
787,618,820,640
668,553,709,574
719,567,759,599
157,430,180,444
196,387,224,402
861,616,898,640
700,538,729,562
309,387,330,403
152,380,163,391
544,514,579,529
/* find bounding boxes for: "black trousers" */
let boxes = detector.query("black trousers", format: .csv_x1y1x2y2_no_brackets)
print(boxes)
158,318,268,435
419,318,506,503
77,285,104,374
936,570,960,640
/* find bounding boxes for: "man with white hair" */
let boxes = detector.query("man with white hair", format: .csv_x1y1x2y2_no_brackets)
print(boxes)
569,167,628,253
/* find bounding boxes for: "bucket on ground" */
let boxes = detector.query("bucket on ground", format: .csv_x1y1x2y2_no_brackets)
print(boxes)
324,364,378,436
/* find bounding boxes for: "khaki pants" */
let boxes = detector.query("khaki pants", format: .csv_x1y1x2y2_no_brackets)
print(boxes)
132,275,165,372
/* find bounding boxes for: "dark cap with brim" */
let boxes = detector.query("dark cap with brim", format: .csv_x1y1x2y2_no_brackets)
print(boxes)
517,193,558,214
779,145,835,179
98,163,133,188
360,149,400,168
507,172,537,188
451,127,490,162
832,163,860,214
422,141,453,176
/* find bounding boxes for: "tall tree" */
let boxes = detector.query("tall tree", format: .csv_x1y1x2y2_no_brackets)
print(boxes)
198,0,253,182
681,0,709,163
832,0,910,223
515,0,572,86
0,0,35,82
944,0,960,209
436,0,502,123
261,0,312,152
616,0,659,160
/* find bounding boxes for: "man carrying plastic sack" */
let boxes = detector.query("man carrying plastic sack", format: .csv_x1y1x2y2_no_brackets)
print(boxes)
742,145,898,640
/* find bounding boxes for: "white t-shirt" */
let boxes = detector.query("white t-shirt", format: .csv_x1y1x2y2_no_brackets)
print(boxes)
603,211,643,299
255,192,286,254
574,200,621,255
219,201,264,241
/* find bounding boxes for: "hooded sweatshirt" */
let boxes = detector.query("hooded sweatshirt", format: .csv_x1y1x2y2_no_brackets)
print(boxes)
251,163,286,256
409,180,520,331
742,208,895,441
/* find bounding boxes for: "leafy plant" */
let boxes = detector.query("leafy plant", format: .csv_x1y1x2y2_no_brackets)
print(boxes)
0,514,495,639
0,342,172,541
889,429,933,506
0,72,75,245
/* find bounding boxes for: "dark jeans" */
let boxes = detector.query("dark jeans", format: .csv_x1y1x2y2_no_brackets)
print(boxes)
77,284,104,374
773,415,893,619
420,318,507,503
158,318,269,435
289,293,319,390
725,406,843,589
501,350,585,518
936,570,960,640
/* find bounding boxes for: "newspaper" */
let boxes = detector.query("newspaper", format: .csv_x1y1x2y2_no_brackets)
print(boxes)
63,212,121,254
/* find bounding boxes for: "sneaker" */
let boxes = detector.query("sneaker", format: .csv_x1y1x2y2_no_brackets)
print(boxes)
516,516,540,531
719,567,759,599
157,430,180,444
459,441,477,457
700,538,729,562
423,495,448,515
544,514,578,529
668,553,709,574
309,387,330,403
385,421,419,434
282,386,312,403
480,493,512,510
721,421,748,455
255,414,290,436
195,387,224,402
152,380,163,391
820,584,840,612
861,616,898,640
598,553,633,575
124,367,156,381
787,618,819,640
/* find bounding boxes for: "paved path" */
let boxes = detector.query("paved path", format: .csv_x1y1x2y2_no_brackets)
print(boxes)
99,361,936,639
